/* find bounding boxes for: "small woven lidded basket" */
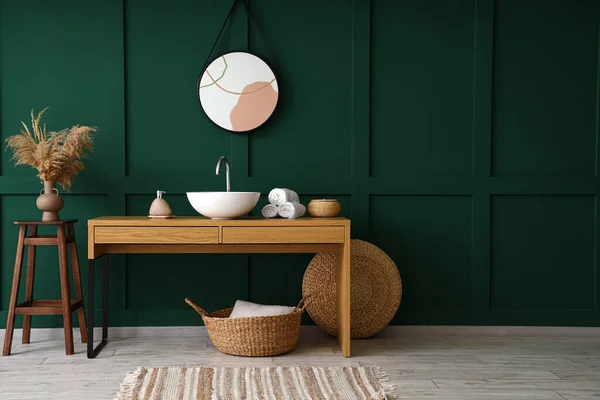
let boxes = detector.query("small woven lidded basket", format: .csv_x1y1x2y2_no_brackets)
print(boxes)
185,298,306,357
308,199,341,217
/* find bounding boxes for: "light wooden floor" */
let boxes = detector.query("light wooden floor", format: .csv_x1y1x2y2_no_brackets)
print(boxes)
1,326,600,399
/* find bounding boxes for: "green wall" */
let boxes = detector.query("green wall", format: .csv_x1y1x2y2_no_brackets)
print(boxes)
1,0,600,328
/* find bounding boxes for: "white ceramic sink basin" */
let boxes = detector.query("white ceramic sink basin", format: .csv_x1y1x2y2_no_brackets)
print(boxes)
186,191,260,219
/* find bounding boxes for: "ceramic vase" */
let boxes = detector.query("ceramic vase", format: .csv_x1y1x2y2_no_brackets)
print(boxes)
36,181,64,221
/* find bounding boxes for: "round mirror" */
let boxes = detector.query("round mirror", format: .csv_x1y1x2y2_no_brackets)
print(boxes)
198,52,278,132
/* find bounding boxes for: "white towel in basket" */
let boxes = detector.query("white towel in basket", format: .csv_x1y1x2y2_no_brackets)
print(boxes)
229,300,295,318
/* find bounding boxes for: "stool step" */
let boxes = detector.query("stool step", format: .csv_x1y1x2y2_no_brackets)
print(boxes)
15,299,83,315
24,234,74,246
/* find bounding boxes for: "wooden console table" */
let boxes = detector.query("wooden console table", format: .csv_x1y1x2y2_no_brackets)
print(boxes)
87,216,351,358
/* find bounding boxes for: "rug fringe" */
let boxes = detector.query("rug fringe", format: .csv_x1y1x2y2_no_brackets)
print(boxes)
371,365,396,400
114,367,143,400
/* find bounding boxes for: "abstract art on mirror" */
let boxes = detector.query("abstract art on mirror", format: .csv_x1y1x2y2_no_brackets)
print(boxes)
198,52,278,132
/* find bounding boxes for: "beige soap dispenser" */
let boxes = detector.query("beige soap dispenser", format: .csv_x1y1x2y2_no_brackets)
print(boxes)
149,190,173,219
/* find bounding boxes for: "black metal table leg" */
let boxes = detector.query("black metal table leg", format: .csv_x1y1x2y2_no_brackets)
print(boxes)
87,254,109,358
102,254,109,341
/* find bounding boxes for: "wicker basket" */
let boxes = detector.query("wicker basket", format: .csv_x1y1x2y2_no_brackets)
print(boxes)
308,199,341,217
185,298,306,357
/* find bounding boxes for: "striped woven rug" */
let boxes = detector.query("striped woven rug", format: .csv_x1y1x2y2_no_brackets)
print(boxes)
116,366,394,400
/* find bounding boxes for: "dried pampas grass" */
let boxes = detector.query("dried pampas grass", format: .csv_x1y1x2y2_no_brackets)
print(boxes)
5,108,96,191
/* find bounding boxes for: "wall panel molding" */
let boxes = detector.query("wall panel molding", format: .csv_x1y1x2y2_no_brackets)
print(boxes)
595,17,600,319
123,0,130,178
472,0,493,180
472,0,494,315
1,0,599,327
352,0,371,180
231,0,249,179
491,0,599,178
350,0,371,238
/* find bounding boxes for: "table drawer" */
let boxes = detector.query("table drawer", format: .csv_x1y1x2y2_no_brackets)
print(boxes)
222,226,345,244
95,227,219,244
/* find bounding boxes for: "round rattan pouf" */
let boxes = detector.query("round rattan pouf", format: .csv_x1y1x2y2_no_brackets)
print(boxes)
302,239,402,339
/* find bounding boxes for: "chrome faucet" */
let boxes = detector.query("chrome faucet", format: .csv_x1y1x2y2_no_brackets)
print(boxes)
215,156,231,192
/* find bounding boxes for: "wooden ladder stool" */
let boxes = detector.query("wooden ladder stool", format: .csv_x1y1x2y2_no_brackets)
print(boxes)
2,220,87,356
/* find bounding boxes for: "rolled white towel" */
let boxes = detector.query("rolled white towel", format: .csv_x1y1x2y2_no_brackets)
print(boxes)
268,188,299,206
261,204,279,218
278,202,306,219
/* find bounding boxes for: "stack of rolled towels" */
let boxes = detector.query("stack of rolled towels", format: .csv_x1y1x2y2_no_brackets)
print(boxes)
262,188,306,219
